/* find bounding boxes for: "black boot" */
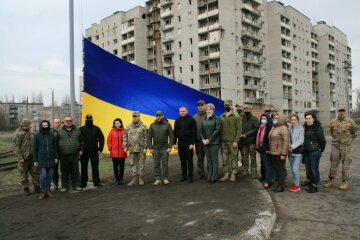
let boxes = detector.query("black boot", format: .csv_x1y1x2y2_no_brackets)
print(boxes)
24,187,31,196
308,186,319,193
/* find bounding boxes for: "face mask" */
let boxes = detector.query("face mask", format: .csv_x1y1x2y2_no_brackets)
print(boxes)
224,107,231,112
245,112,250,116
261,120,267,124
42,127,50,131
273,119,278,124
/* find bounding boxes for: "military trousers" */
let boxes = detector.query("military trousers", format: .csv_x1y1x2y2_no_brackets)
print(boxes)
152,149,169,180
221,142,238,174
18,158,39,188
329,145,352,181
129,152,146,177
241,144,257,175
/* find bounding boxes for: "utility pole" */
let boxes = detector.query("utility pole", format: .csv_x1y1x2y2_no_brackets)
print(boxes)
344,61,351,117
69,0,76,122
51,89,55,124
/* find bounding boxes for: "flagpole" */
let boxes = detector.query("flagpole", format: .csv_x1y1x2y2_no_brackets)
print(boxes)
69,0,76,122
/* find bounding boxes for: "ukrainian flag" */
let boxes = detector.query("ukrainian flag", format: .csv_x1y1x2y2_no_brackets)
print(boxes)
82,38,224,152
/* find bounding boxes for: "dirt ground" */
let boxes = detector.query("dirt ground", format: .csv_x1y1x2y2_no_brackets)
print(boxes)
0,155,268,240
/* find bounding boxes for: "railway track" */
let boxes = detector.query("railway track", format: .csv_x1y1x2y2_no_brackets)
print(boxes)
0,151,17,171
0,151,14,158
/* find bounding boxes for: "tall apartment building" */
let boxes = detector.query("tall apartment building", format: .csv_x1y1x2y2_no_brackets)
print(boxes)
85,6,146,68
83,1,352,123
267,1,314,117
266,1,352,121
312,21,352,122
145,0,268,107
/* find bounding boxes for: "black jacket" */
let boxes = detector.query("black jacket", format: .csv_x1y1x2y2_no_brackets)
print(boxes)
80,124,105,153
148,118,174,149
33,128,58,168
304,123,326,152
174,115,197,145
242,112,259,145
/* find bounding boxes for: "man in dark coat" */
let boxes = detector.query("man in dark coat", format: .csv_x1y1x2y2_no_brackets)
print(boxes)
79,114,105,188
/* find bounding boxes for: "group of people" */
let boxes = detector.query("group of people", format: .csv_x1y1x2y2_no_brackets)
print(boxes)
14,114,105,199
13,100,357,200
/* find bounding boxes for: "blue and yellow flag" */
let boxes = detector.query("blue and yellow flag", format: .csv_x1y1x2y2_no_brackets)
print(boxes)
82,38,224,152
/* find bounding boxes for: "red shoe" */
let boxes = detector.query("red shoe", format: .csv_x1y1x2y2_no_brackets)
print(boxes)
289,185,301,192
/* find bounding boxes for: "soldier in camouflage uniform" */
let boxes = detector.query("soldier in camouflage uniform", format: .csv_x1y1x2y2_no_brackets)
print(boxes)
123,111,148,186
219,100,242,182
13,119,40,195
324,106,357,190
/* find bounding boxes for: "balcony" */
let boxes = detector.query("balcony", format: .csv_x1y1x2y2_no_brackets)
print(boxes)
241,16,262,29
199,67,220,75
283,92,293,99
198,39,208,48
243,84,265,91
243,57,262,65
146,41,154,48
281,45,292,53
280,21,291,30
312,57,319,62
331,88,337,93
162,35,174,43
162,49,174,55
281,33,292,41
163,61,174,68
121,37,135,45
199,54,209,61
197,8,219,20
282,81,293,87
159,0,173,8
282,68,292,75
198,0,218,7
282,57,292,64
242,29,262,41
330,77,336,84
312,67,318,72
243,44,263,54
240,4,261,17
200,81,221,89
121,25,135,35
244,97,257,104
244,70,263,78
198,22,221,34
160,10,173,19
161,24,174,31
209,51,220,59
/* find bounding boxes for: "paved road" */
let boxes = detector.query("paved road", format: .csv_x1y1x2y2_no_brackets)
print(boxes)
269,136,360,240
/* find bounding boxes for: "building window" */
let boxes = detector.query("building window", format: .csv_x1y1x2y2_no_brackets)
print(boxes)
179,54,182,60
167,69,171,75
113,38,118,44
178,16,181,22
190,65,193,72
178,41,182,48
190,52,193,58
189,0,192,4
113,49,118,55
191,78,194,84
180,67,182,73
190,38,193,44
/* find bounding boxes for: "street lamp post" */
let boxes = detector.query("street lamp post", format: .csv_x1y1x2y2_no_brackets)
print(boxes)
69,0,76,122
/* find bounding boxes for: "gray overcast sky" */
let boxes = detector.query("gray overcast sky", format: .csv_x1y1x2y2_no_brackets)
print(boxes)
0,0,358,106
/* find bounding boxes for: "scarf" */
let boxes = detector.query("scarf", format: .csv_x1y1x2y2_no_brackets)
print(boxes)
256,123,267,149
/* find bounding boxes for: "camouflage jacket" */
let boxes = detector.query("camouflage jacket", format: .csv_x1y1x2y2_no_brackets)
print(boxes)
13,127,33,160
123,121,148,153
330,117,357,146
